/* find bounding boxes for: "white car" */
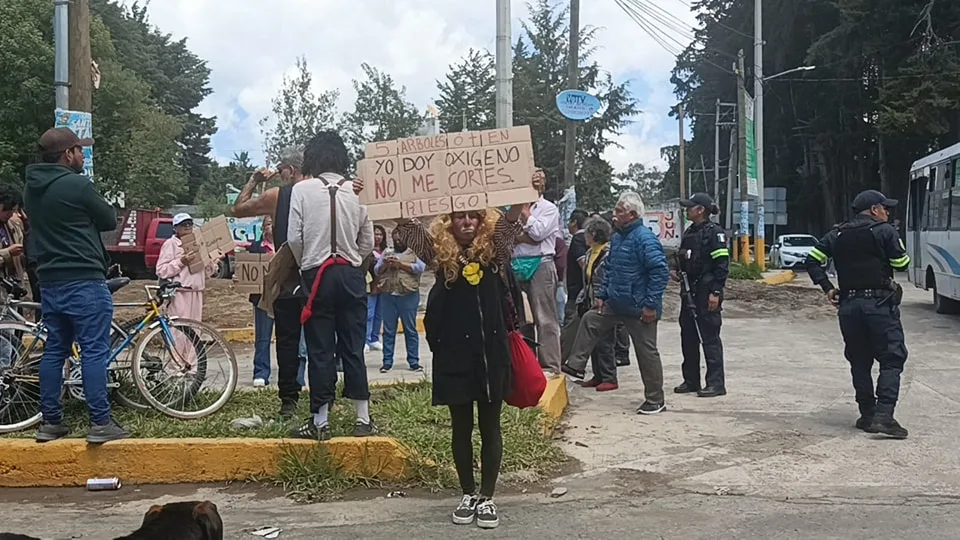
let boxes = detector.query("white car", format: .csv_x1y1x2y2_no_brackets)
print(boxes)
771,234,820,269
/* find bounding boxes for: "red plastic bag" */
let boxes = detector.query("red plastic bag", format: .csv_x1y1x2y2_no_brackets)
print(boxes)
505,331,547,409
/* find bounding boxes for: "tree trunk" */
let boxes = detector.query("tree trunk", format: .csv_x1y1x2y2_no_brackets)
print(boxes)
878,133,890,195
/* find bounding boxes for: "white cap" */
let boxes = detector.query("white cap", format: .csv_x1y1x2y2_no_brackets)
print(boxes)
172,213,194,226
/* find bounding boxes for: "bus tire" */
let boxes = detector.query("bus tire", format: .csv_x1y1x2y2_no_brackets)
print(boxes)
932,277,960,314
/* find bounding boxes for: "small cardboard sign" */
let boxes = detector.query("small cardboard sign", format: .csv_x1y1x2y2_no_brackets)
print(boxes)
234,252,273,294
180,215,235,274
357,125,537,220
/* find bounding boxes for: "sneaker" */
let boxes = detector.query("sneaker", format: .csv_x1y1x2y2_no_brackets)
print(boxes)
289,420,331,441
369,342,383,351
855,416,873,431
636,401,666,415
353,419,378,437
409,365,424,373
866,417,908,439
475,499,499,529
452,494,478,525
615,358,630,367
86,419,130,444
364,345,371,353
379,366,392,374
279,400,298,420
253,378,267,388
580,378,601,388
35,422,69,443
596,382,619,392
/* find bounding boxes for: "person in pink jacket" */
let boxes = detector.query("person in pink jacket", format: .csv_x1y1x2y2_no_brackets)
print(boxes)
156,213,219,373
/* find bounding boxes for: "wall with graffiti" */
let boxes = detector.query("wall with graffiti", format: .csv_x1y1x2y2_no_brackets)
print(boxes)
226,217,264,245
643,202,682,248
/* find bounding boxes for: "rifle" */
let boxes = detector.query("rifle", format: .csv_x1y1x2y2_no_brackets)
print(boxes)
676,252,703,344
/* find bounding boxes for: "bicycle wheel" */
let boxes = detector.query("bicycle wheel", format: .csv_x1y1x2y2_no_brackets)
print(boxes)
110,317,152,410
131,318,237,419
0,321,44,433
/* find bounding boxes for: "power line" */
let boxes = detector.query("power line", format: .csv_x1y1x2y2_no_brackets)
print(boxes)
770,70,960,82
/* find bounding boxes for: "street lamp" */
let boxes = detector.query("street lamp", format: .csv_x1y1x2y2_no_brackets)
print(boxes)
763,65,816,82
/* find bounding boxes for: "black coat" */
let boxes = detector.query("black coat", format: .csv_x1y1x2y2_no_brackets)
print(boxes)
424,263,515,406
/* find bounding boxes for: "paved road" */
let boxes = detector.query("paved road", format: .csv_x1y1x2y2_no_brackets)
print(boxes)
4,286,960,539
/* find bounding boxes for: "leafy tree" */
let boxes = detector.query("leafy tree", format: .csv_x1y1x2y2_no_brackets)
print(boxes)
91,0,216,204
435,49,497,133
341,63,423,162
615,162,667,204
259,56,339,165
196,152,255,217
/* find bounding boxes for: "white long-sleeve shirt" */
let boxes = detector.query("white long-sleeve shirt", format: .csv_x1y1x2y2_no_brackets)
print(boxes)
513,196,561,258
287,172,374,271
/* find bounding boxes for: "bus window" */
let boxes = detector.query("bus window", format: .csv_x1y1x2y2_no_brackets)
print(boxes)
952,187,960,230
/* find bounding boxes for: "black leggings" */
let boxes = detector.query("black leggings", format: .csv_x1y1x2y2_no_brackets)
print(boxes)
449,400,503,498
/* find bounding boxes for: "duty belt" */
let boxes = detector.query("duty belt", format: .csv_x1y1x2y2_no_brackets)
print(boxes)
841,289,887,299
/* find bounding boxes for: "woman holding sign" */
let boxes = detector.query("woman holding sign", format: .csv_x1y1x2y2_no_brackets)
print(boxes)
357,173,540,530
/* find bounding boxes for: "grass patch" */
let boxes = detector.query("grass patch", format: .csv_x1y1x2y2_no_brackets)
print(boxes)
3,381,567,501
729,261,764,280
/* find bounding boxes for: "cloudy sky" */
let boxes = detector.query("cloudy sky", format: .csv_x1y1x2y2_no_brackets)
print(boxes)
142,0,696,172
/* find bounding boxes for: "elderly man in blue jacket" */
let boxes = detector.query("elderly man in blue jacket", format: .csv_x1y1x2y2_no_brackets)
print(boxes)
562,191,670,414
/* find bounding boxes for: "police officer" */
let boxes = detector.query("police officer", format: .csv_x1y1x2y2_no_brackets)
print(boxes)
804,189,910,439
672,193,730,398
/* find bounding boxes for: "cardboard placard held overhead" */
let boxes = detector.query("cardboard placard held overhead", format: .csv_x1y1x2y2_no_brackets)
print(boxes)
356,125,538,220
180,215,236,274
234,252,273,294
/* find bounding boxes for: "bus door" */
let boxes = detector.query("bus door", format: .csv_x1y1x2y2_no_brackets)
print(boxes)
908,176,928,285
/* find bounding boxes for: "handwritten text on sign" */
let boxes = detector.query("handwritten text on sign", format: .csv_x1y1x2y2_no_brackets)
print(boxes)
358,126,538,220
234,252,273,294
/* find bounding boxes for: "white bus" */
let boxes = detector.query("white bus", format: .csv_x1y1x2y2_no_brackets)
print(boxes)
906,142,960,313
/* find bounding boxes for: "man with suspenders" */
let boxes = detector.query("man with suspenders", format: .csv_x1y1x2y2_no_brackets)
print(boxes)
232,146,362,419
287,131,375,440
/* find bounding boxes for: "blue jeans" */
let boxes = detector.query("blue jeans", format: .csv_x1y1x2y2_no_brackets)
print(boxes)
366,293,382,345
39,280,113,425
253,307,273,382
381,292,420,369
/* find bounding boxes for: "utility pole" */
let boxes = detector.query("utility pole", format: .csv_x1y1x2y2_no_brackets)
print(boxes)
562,0,581,195
714,99,721,202
725,123,737,232
737,50,751,264
753,0,765,269
68,0,92,112
689,155,713,200
495,0,513,129
678,103,687,201
54,0,70,109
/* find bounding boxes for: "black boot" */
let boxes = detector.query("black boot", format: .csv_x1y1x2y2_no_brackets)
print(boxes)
673,382,700,394
697,386,726,398
866,417,908,439
856,404,875,432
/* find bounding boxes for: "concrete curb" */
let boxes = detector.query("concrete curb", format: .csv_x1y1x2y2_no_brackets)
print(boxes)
0,377,569,488
759,270,796,286
221,316,426,344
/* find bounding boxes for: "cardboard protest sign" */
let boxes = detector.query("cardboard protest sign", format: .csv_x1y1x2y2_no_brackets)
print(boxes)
180,215,235,274
234,252,273,294
357,126,538,220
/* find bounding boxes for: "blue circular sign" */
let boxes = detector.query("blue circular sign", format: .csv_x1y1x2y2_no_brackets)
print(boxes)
556,89,601,121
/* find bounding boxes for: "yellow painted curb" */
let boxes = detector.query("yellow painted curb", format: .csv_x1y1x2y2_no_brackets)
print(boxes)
219,316,426,344
759,270,796,285
538,374,568,436
0,378,569,488
0,436,411,488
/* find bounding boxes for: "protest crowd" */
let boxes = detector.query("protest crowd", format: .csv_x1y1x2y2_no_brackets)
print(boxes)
3,123,733,531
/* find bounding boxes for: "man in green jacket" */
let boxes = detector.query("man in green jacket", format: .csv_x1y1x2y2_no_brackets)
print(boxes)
23,127,128,444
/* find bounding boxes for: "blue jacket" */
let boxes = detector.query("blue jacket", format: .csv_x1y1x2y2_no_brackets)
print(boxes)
598,219,669,319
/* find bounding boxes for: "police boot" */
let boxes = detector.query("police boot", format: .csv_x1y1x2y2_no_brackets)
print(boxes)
866,417,908,439
855,404,875,432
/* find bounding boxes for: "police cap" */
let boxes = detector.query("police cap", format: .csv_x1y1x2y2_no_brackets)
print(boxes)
680,193,718,214
852,190,898,213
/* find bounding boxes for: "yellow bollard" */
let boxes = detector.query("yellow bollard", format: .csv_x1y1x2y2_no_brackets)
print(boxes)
739,235,752,264
755,237,766,271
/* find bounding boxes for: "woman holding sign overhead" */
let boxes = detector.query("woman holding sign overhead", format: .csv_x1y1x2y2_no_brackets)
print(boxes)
355,172,541,530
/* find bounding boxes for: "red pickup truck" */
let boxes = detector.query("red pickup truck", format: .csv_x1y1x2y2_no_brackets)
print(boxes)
102,209,233,279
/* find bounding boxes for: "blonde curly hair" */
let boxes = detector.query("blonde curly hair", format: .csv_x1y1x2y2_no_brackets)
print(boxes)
430,209,503,287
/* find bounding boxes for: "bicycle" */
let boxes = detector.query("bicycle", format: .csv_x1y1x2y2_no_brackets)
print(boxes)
0,279,238,433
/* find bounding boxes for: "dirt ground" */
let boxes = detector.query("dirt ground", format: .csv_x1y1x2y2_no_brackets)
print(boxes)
113,279,255,329
113,274,830,330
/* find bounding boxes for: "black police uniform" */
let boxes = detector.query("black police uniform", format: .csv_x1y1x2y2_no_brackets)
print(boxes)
675,199,730,396
804,190,910,438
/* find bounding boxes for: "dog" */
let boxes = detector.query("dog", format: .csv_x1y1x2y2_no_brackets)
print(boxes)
114,501,223,540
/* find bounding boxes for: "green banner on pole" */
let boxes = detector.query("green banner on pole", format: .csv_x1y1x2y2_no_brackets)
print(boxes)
744,96,758,197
